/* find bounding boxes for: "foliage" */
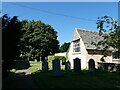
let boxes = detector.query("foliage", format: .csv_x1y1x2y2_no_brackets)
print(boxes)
18,20,60,60
48,55,54,62
96,15,120,51
48,55,66,64
2,14,22,73
59,42,70,52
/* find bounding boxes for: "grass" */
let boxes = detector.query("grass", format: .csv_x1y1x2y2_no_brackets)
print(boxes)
27,61,41,73
30,61,120,88
32,70,120,88
28,61,65,73
3,61,120,88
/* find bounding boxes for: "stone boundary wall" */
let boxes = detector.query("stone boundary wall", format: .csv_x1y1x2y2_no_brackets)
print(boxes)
97,62,120,72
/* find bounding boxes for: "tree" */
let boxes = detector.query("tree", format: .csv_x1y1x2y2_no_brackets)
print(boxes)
96,15,119,51
59,42,70,52
96,15,120,65
2,14,22,74
18,20,59,61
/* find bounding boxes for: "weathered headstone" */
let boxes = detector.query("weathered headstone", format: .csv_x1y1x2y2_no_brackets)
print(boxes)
65,61,71,71
40,57,42,61
52,59,62,76
73,58,81,72
88,59,95,72
42,59,48,72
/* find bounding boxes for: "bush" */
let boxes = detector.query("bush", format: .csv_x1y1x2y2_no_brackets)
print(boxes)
48,55,54,62
48,55,66,65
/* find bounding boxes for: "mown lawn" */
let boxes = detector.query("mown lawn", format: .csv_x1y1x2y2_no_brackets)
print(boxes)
27,61,41,73
30,61,120,88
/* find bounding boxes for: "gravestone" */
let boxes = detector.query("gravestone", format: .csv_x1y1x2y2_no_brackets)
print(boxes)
40,57,42,61
88,59,95,72
65,61,71,71
52,59,62,76
73,58,81,72
42,59,48,72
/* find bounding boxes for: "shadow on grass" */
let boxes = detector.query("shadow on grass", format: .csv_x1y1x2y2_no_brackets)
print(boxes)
14,60,30,70
32,69,120,88
2,70,40,89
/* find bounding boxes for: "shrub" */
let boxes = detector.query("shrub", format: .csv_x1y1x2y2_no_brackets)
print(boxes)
48,55,66,65
48,55,54,62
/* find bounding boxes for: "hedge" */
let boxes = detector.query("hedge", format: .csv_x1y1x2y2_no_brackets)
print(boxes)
48,55,66,65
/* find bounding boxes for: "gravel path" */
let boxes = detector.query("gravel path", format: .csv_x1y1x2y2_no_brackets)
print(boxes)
2,69,40,89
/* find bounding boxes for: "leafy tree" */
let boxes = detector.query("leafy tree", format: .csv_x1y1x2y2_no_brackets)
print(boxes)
96,15,119,51
59,42,70,52
96,15,120,65
18,20,59,61
2,14,22,74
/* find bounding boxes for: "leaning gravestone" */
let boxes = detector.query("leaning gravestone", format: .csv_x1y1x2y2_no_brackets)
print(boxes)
73,58,81,72
42,59,48,72
52,59,62,77
65,61,71,71
88,59,95,72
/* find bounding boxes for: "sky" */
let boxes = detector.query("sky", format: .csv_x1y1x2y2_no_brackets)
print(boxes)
2,2,118,45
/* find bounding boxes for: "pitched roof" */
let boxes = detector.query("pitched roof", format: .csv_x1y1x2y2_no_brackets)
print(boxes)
76,28,104,49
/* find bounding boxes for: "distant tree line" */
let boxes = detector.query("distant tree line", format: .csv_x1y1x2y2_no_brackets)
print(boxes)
59,42,70,52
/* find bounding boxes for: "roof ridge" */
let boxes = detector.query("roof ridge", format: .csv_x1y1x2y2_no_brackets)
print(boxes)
76,28,98,33
75,28,103,50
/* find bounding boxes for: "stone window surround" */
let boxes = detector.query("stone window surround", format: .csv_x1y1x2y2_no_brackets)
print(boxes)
73,39,80,53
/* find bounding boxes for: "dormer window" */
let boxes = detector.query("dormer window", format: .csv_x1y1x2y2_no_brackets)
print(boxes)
73,39,80,52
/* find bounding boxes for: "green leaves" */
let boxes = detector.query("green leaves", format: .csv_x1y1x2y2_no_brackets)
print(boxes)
2,14,22,71
60,42,70,52
18,20,59,60
96,16,120,52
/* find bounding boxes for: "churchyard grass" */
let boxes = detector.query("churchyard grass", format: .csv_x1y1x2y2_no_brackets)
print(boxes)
27,61,40,73
30,61,120,88
3,61,120,88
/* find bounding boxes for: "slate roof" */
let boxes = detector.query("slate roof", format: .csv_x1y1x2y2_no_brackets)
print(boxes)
76,28,104,50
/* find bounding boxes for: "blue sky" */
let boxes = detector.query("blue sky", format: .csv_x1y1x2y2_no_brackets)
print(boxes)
2,2,118,45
